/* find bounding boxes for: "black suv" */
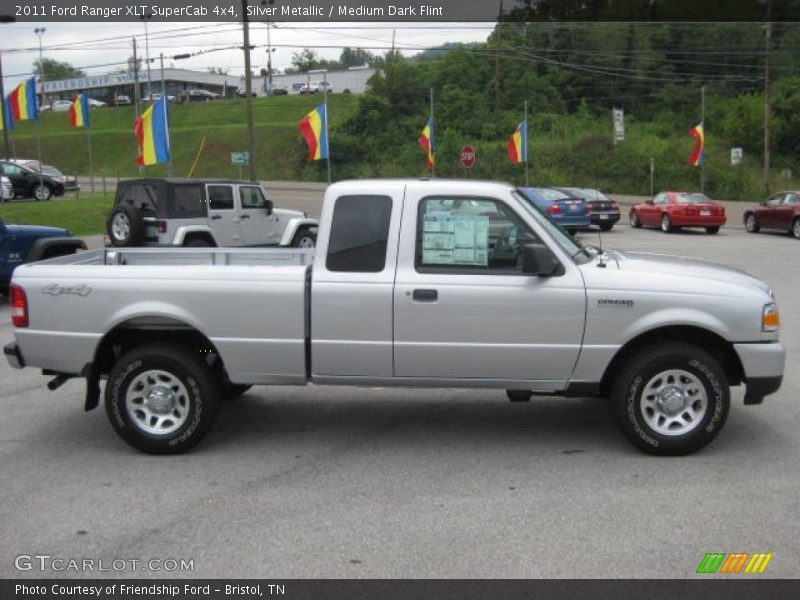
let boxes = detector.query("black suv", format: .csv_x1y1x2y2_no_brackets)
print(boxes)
0,160,66,201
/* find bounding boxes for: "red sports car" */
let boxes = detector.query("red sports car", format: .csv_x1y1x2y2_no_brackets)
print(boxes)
743,191,800,239
629,191,726,234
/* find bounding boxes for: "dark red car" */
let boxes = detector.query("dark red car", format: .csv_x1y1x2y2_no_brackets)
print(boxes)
744,191,800,239
629,191,726,234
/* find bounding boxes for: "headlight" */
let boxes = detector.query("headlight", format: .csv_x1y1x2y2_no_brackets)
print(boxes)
762,303,780,332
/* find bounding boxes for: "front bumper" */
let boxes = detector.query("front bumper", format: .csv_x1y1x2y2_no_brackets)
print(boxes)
734,342,786,404
4,342,25,369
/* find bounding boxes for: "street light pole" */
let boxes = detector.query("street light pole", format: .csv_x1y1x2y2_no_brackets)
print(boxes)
141,13,153,99
34,27,45,196
241,0,257,182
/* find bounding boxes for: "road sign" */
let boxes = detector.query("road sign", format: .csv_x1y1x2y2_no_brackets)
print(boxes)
731,147,743,166
230,151,250,166
460,146,476,169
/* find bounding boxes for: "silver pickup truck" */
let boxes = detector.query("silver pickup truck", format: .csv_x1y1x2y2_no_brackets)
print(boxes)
4,179,785,456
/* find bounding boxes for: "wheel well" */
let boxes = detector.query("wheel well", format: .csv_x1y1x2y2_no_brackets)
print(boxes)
182,232,217,247
92,318,229,381
598,326,744,396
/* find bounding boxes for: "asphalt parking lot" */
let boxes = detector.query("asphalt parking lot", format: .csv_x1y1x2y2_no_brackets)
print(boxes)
1,199,798,579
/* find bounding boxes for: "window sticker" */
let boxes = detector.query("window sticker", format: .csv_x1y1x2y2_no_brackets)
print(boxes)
422,211,489,266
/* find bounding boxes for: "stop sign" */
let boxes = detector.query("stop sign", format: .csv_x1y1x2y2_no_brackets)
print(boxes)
460,146,476,169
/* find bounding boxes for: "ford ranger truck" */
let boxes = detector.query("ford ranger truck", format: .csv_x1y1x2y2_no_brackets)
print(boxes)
4,180,785,455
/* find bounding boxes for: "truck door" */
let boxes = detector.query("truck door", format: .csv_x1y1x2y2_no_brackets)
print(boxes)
206,184,242,246
238,185,273,245
310,184,406,378
393,192,586,386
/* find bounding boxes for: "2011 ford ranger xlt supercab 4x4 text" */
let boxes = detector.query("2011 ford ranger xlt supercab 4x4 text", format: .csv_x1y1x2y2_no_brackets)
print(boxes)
4,180,786,455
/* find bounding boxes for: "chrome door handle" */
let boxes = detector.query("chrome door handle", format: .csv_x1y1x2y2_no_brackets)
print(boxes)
210,215,222,220
240,214,251,219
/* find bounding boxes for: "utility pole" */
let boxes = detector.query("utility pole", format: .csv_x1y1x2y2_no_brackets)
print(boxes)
34,27,45,196
763,0,773,196
141,13,153,99
0,50,11,159
241,0,257,182
700,84,705,193
493,1,503,117
132,38,140,117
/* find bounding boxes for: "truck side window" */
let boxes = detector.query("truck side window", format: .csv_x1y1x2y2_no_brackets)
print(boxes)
208,185,234,210
240,186,267,209
416,197,540,274
326,195,392,273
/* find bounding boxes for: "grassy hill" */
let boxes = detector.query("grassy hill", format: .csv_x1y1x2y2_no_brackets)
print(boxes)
6,94,359,181
4,93,797,200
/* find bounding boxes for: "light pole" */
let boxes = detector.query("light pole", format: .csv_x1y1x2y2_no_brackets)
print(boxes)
34,27,45,193
141,13,153,99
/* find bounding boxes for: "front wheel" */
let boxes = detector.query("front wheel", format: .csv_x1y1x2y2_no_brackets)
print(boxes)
629,211,641,228
32,183,52,201
661,213,674,233
705,226,720,234
611,342,729,455
105,344,221,454
793,218,800,239
292,228,316,248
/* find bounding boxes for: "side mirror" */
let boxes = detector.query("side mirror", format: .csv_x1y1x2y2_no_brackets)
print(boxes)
265,200,273,215
521,243,563,277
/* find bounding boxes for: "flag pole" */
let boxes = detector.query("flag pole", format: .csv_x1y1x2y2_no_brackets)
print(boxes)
700,85,705,194
160,53,172,177
0,51,11,160
524,99,529,187
324,70,331,184
86,114,94,193
429,87,435,178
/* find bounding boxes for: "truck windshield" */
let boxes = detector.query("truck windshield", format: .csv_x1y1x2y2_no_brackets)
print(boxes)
513,190,591,265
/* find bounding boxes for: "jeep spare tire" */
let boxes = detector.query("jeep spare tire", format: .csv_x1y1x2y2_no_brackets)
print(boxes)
107,204,145,247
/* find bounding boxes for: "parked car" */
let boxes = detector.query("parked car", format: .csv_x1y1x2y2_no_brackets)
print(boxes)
0,160,66,201
269,86,288,96
143,93,177,103
1,176,14,201
115,95,132,106
87,98,107,108
0,218,85,292
291,82,306,93
105,178,318,248
556,187,620,231
519,187,591,232
236,88,258,97
41,165,79,192
50,99,73,113
186,89,220,102
630,191,726,234
744,191,800,239
5,179,784,455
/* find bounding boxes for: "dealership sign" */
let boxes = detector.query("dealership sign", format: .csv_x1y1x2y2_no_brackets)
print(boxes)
44,72,148,93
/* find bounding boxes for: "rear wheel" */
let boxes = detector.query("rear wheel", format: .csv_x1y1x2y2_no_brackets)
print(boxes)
793,218,800,239
107,205,145,247
745,213,760,233
611,342,729,455
629,211,641,228
705,226,720,234
185,237,212,248
661,214,674,233
105,344,221,454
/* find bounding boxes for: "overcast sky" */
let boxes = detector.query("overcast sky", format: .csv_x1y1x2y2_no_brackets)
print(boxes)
1,21,493,89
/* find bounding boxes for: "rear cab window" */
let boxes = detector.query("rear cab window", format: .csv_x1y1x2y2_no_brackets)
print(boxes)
326,195,393,273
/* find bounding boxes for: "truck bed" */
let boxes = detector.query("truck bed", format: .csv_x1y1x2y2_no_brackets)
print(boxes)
35,247,314,268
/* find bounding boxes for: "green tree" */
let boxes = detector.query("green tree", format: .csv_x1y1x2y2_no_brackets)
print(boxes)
33,58,85,81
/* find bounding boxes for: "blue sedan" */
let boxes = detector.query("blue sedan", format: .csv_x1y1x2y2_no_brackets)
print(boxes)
519,187,591,232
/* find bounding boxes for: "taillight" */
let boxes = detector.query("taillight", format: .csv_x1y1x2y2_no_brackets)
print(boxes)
10,284,28,328
584,204,590,214
547,204,562,215
156,220,167,233
611,202,619,210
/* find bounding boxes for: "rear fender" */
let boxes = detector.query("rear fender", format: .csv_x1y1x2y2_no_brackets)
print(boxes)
25,237,86,262
172,226,217,246
278,218,319,246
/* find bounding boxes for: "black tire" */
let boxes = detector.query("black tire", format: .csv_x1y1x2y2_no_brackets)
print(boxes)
223,383,253,398
105,344,221,454
745,213,760,234
506,390,532,402
629,211,641,228
611,342,729,456
599,222,614,232
661,213,673,233
706,226,720,234
291,228,316,248
32,183,52,201
185,237,213,248
793,217,800,240
107,204,145,247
